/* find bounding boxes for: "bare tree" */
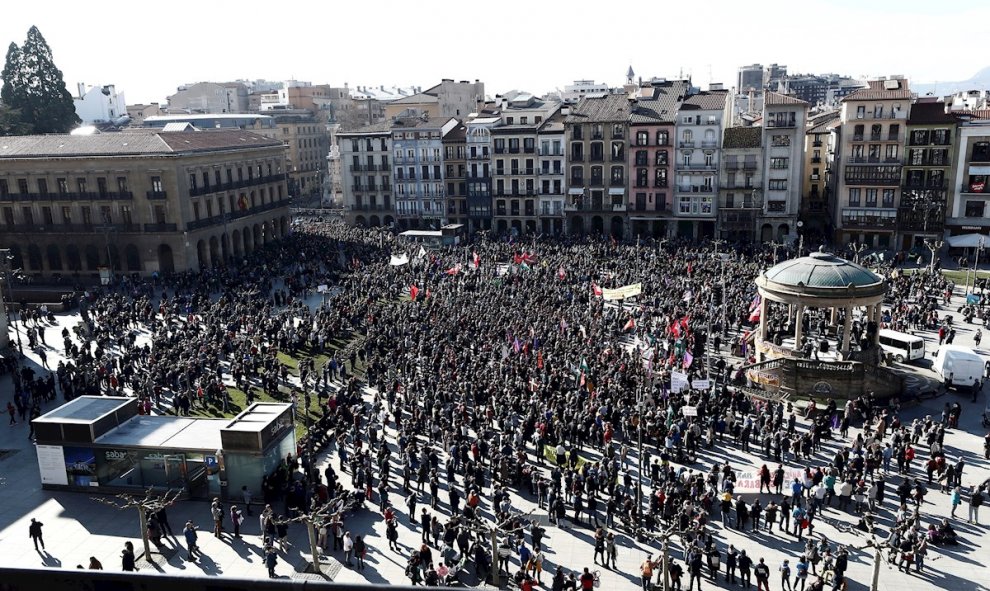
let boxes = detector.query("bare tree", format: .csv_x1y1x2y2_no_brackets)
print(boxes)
284,491,350,575
92,488,182,560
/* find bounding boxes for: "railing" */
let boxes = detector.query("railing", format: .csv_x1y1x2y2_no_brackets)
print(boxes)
676,163,717,171
189,174,287,197
811,157,822,164
679,141,696,148
0,191,134,202
766,119,797,128
146,190,168,200
143,222,178,232
810,174,820,181
852,134,864,142
570,154,584,162
589,154,605,162
676,185,714,193
612,203,627,211
5,222,142,233
902,181,947,191
701,141,719,148
610,179,625,187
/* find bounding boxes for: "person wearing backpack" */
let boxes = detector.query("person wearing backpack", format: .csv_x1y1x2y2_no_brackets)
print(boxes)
779,559,792,591
795,556,809,591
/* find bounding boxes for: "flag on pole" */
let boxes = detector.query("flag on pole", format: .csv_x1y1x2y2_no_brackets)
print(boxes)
409,285,419,301
418,246,427,258
683,351,694,369
445,264,462,275
748,308,761,323
749,293,762,312
389,253,410,266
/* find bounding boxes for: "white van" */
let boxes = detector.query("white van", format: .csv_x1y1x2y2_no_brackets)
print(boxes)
933,345,985,391
878,329,925,363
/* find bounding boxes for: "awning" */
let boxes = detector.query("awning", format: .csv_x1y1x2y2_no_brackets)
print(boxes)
568,188,584,195
946,233,989,248
608,188,625,195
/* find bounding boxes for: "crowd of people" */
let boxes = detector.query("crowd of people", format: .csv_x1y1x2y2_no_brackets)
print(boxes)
5,218,987,589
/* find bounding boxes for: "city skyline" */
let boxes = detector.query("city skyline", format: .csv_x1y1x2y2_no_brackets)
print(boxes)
1,0,987,105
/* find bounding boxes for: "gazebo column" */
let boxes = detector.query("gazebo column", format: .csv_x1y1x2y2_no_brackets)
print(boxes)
830,306,838,328
794,303,805,350
873,303,882,345
758,294,769,341
841,305,853,355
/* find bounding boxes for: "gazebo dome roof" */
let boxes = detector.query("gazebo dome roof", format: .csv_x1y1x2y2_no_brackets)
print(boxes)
764,250,882,289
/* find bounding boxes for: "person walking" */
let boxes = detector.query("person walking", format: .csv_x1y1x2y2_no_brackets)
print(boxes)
640,554,656,591
968,485,984,524
28,518,44,551
779,560,792,591
121,541,137,572
689,551,704,591
183,521,200,562
230,505,244,538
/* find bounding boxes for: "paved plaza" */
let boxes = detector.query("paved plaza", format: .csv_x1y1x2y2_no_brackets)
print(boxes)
0,278,988,591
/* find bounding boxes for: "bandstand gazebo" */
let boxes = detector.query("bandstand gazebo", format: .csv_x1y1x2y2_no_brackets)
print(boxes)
747,249,902,399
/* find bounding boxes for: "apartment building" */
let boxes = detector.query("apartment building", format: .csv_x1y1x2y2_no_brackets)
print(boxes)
464,115,498,232
0,130,289,276
392,116,459,229
271,112,329,197
718,127,763,243
833,78,912,248
626,81,684,238
897,99,957,248
491,92,561,235
443,122,468,227
338,122,394,228
946,113,990,237
564,94,632,237
673,88,729,239
760,92,809,243
537,110,567,235
801,112,840,243
167,82,249,114
384,80,485,120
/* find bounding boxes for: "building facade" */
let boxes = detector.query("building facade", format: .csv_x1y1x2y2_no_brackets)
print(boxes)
271,112,329,197
627,82,683,239
73,84,128,126
897,99,956,249
391,116,458,229
166,82,250,114
443,123,468,227
833,78,912,248
673,89,729,239
718,127,763,243
760,92,809,243
946,115,990,237
565,94,632,237
537,111,567,235
0,130,290,277
339,122,394,228
801,112,840,243
465,116,497,232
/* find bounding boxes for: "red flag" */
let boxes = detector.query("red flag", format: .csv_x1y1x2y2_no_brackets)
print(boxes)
748,308,761,323
472,251,480,268
557,266,566,280
623,318,636,331
537,350,544,369
409,285,419,301
687,261,693,275
513,253,523,265
445,264,461,275
591,282,603,296
522,252,538,264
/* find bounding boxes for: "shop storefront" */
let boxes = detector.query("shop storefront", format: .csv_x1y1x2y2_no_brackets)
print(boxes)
33,397,294,501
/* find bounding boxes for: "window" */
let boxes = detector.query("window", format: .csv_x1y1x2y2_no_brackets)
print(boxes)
611,142,624,161
768,179,787,191
635,150,648,166
770,157,789,170
848,188,861,206
771,135,790,147
888,124,899,141
77,178,87,194
117,176,128,193
61,206,71,224
910,130,929,146
656,150,668,166
37,179,48,195
188,174,197,190
910,149,924,166
870,124,882,141
885,145,898,161
865,189,877,207
965,200,986,218
873,105,883,118
41,206,53,225
22,206,33,226
932,129,950,145
972,142,990,163
636,131,649,146
882,189,895,208
655,168,667,187
856,106,865,119
612,124,623,139
17,179,28,194
656,130,669,146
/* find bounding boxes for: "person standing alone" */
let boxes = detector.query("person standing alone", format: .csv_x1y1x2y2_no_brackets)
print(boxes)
28,518,44,551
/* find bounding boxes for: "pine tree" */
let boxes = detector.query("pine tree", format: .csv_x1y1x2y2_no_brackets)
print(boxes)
1,26,79,134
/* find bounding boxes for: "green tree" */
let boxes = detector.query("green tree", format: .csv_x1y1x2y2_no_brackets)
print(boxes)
0,104,30,136
1,26,79,134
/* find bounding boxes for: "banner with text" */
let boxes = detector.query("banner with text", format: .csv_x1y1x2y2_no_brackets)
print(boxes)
602,283,643,301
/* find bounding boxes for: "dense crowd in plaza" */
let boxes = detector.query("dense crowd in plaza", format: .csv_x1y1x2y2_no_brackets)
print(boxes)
5,219,988,590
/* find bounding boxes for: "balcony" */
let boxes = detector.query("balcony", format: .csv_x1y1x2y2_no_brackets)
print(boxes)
6,222,142,233
701,141,719,149
508,147,520,154
589,154,605,162
679,141,696,148
812,140,823,147
612,203,627,212
902,180,947,191
143,222,178,232
570,154,584,162
766,118,797,128
590,178,604,187
494,147,506,154
852,134,864,142
961,183,990,194
146,190,168,200
610,179,625,187
676,163,717,171
810,174,820,181
811,157,822,164
676,185,714,193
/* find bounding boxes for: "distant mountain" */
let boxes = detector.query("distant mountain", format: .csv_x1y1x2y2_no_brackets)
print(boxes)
913,67,990,96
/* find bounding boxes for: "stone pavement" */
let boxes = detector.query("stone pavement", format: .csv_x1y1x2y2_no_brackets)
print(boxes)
0,283,988,591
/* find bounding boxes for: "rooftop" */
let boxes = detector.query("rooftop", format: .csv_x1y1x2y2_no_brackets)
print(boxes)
761,250,884,291
565,94,632,123
680,90,729,111
841,79,912,102
0,130,282,158
33,396,131,424
908,101,957,125
765,91,809,107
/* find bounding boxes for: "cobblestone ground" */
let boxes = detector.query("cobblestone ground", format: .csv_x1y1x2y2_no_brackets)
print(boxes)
0,284,987,591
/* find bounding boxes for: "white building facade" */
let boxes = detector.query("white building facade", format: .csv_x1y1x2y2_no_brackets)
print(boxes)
73,83,127,125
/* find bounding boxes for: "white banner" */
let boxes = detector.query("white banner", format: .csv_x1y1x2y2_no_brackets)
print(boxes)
682,406,698,417
602,283,643,301
670,371,689,393
37,445,68,486
390,253,410,266
693,379,711,391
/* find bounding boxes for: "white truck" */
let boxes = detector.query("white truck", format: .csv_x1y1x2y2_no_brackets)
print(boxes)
933,345,985,392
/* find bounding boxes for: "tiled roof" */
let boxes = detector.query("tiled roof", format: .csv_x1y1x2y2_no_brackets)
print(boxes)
907,101,957,125
443,124,467,141
565,94,632,123
841,79,912,102
680,90,729,111
0,130,280,158
630,81,689,124
390,92,440,105
807,112,840,135
337,121,396,136
765,91,809,107
722,127,762,149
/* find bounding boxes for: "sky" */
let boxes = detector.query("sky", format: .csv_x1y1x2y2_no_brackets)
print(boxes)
2,0,987,105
